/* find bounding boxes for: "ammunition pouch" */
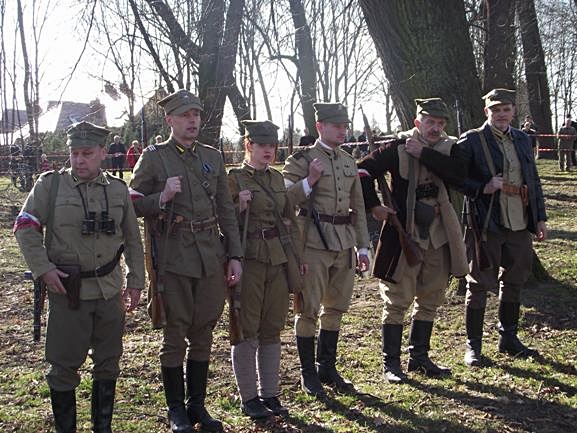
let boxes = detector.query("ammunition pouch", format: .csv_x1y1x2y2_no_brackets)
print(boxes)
414,201,437,240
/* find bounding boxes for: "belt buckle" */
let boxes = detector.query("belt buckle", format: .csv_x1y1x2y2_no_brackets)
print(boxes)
331,215,338,224
261,228,268,239
190,221,199,233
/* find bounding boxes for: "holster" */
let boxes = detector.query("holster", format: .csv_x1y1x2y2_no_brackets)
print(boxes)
56,264,82,310
414,201,436,240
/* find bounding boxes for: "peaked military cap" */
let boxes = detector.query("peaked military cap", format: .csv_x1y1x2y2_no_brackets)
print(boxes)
483,88,516,108
415,98,450,120
242,120,279,145
314,102,350,123
158,89,203,115
66,121,110,148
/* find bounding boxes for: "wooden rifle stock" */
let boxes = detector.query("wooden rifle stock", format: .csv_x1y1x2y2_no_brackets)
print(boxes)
144,217,167,329
360,107,423,267
228,202,249,345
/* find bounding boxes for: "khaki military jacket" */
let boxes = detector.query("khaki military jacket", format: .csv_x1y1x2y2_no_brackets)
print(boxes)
129,137,242,278
228,162,302,266
283,141,369,252
14,169,145,300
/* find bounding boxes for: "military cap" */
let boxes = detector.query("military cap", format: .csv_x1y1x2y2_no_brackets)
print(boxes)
66,121,110,148
483,88,516,108
314,102,350,123
415,98,450,120
242,120,279,145
158,89,203,115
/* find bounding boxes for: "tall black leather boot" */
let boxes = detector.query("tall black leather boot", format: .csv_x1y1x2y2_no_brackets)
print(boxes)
161,366,194,433
498,302,538,358
382,324,407,383
407,320,451,377
464,307,485,367
185,360,223,432
91,379,116,433
316,329,355,394
296,336,326,398
50,388,76,433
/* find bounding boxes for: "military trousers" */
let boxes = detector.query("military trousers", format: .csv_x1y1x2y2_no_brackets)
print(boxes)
295,246,355,337
465,226,533,309
240,259,289,345
160,269,226,366
45,292,125,391
380,243,450,324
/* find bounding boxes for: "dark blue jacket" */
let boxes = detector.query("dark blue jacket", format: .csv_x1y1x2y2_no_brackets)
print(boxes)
458,122,547,235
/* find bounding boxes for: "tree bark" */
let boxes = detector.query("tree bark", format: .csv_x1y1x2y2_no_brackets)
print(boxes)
199,0,245,144
358,0,485,133
143,0,248,145
483,0,516,91
288,0,317,137
516,0,554,148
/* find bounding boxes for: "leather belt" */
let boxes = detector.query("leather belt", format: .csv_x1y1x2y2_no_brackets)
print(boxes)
177,217,218,233
501,183,524,195
298,209,352,225
247,227,280,240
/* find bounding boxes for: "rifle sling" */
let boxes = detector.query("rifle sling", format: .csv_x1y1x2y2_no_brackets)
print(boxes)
250,174,298,261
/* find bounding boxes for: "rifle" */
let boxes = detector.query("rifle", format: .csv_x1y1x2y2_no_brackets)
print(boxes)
228,203,248,345
464,199,492,270
360,106,423,267
144,216,167,329
26,270,45,342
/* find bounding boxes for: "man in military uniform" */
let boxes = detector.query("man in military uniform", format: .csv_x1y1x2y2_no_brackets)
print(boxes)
357,99,468,383
283,102,370,397
130,89,242,433
458,89,547,367
14,121,145,433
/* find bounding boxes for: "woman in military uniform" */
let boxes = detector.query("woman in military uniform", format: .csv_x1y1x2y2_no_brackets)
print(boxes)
228,120,303,419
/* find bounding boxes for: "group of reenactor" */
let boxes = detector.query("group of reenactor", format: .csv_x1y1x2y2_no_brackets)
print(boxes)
13,86,547,433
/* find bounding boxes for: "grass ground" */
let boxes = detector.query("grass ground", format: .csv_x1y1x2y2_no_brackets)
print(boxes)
0,159,576,432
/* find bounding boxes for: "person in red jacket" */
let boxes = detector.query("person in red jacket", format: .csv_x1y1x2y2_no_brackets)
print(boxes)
126,140,142,170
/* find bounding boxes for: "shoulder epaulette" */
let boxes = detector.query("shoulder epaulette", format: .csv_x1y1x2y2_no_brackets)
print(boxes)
106,171,126,184
144,143,169,152
291,147,312,160
196,142,219,153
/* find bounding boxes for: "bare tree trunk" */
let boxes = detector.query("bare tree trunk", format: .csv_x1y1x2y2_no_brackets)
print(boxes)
516,0,554,148
143,0,248,144
288,0,317,137
483,0,516,91
358,0,485,133
199,0,245,144
16,0,37,143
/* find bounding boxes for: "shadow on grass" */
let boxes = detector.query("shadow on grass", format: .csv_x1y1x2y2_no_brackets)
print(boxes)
407,375,576,433
311,389,478,433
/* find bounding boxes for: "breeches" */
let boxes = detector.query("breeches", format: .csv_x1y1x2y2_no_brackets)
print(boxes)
240,259,289,345
295,247,354,337
46,292,125,391
160,270,225,366
465,227,533,309
380,244,450,324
